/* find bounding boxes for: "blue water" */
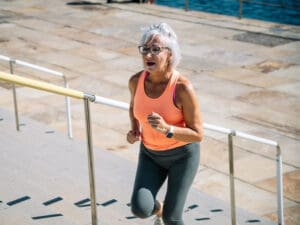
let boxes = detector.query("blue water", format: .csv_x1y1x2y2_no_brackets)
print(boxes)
155,0,300,25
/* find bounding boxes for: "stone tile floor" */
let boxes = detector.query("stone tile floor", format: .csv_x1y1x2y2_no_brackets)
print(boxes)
0,0,299,224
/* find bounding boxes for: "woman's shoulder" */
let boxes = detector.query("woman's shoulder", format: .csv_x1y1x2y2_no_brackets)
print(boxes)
173,72,197,108
129,70,144,84
176,73,194,94
129,70,144,92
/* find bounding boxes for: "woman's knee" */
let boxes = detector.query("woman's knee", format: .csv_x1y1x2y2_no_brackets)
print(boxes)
131,188,155,218
131,204,149,218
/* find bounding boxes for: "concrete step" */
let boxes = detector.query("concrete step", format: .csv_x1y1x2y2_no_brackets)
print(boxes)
0,108,276,225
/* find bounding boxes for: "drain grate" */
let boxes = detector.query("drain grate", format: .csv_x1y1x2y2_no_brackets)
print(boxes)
66,1,102,6
43,197,63,206
7,196,31,206
233,32,296,47
32,214,63,220
247,219,261,223
66,1,104,11
195,217,210,221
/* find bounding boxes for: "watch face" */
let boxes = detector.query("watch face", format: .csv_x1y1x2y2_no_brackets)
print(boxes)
166,132,173,138
166,125,174,138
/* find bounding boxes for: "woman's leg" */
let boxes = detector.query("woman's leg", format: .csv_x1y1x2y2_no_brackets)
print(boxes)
131,144,167,218
162,143,200,225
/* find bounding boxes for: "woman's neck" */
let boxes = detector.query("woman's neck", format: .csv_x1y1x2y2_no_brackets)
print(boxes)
147,69,173,84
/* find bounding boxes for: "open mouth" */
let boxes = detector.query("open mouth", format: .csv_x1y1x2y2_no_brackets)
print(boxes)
146,62,156,67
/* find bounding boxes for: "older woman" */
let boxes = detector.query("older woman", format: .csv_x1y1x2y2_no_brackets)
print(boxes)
127,23,203,225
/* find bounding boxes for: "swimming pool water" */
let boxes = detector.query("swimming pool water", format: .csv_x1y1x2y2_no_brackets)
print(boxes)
155,0,300,25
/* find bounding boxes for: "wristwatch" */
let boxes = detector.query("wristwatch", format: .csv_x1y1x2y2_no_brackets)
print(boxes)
166,125,174,138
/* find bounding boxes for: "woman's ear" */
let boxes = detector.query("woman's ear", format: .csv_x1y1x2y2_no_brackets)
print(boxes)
168,52,173,66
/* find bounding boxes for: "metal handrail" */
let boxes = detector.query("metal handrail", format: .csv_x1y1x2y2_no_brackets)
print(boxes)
93,93,284,225
0,71,83,98
0,71,98,225
0,71,284,225
0,54,73,138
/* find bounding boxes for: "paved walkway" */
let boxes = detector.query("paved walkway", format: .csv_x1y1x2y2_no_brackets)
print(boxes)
0,0,299,224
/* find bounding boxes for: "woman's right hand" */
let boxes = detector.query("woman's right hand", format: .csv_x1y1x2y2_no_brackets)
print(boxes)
127,130,140,144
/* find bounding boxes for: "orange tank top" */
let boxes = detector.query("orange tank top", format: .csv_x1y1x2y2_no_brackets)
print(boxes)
133,70,188,151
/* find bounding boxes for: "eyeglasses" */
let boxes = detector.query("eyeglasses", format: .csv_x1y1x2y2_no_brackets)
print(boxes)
138,45,170,55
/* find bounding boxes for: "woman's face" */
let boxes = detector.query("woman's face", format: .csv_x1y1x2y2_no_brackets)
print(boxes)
141,35,171,74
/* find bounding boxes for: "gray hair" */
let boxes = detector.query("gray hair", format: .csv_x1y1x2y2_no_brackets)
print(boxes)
140,23,181,68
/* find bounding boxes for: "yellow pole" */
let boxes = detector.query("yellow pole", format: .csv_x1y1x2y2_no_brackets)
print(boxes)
0,71,84,99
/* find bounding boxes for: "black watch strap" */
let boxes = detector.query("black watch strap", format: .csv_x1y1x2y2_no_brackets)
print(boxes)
166,125,174,138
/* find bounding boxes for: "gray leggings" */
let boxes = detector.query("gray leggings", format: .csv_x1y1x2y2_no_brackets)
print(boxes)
131,142,200,225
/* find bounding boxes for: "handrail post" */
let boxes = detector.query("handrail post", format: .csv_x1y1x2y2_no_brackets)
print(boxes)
239,0,243,19
63,75,73,139
84,98,98,225
9,58,20,131
228,130,237,225
276,145,284,225
185,0,189,11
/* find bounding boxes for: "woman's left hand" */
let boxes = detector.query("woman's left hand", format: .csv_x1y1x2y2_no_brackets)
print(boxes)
147,112,169,134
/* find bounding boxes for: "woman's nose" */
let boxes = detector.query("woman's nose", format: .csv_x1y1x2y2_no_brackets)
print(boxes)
145,51,154,58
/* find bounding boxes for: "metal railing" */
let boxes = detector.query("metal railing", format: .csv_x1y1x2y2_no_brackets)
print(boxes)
0,55,73,138
0,71,98,225
93,92,284,225
0,71,284,225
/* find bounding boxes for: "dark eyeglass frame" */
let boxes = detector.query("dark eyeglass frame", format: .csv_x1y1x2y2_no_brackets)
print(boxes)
138,45,170,55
